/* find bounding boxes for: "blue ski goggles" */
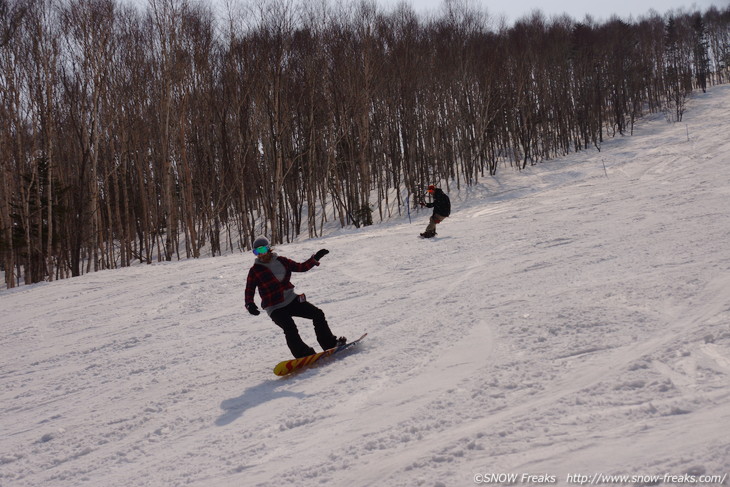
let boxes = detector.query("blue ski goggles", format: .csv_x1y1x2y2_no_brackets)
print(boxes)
253,245,270,256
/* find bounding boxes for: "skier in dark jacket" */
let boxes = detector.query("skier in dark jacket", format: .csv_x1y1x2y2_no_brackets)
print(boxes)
245,236,345,358
420,185,451,238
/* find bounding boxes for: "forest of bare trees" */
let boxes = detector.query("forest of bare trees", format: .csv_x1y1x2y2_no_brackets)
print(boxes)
1,0,729,287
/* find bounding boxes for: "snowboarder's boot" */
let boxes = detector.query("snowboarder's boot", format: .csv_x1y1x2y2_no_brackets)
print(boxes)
294,346,316,358
420,231,437,238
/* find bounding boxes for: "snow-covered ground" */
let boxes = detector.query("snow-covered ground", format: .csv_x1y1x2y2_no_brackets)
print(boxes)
2,85,730,487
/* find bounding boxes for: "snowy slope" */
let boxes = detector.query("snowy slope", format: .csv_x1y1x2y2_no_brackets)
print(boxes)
2,85,730,487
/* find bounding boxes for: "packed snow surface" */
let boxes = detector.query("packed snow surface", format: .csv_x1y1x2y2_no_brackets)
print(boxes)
2,86,730,487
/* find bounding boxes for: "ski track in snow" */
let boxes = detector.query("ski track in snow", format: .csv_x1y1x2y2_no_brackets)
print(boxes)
2,85,730,486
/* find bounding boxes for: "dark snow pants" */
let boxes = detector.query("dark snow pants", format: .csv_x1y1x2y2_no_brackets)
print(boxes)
270,299,338,358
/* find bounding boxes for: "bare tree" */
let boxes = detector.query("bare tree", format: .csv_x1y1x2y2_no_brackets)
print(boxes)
0,0,31,287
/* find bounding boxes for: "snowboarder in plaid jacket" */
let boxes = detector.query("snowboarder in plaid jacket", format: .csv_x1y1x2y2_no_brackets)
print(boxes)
245,236,345,358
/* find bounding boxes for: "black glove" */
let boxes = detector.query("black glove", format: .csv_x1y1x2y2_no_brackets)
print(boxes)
246,302,260,316
314,249,329,261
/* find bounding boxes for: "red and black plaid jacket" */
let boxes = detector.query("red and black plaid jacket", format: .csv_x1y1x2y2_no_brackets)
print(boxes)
245,255,319,309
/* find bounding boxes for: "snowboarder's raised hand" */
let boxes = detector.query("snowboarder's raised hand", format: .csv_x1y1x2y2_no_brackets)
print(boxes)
314,249,329,261
246,302,260,316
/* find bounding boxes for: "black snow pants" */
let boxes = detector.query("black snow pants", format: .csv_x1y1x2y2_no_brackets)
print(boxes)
270,299,338,358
